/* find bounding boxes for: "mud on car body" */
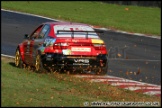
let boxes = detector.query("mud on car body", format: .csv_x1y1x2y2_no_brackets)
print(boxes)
15,22,108,75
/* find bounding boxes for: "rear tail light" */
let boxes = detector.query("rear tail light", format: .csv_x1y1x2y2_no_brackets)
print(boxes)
93,44,106,50
53,43,69,49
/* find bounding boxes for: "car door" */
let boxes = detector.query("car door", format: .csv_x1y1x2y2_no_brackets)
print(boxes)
31,24,51,65
24,24,43,64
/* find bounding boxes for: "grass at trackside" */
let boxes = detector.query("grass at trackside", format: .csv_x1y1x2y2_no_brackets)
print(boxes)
1,56,161,107
1,1,160,36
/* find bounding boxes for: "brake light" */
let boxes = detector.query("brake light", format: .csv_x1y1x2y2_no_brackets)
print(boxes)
53,43,69,49
93,44,106,50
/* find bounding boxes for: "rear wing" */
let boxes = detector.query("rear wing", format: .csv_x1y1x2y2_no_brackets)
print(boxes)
57,30,103,39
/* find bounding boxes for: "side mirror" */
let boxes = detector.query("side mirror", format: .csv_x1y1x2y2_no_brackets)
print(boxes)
24,34,29,39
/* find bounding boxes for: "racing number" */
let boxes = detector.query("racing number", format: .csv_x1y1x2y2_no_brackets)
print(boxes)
70,28,80,31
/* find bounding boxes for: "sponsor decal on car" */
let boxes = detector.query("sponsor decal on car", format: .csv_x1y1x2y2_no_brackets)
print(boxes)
74,59,89,63
44,38,56,46
71,47,91,52
37,46,45,54
91,39,104,44
54,25,93,32
62,49,71,55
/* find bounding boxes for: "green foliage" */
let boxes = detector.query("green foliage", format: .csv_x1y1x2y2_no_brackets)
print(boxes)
1,57,161,107
1,1,160,36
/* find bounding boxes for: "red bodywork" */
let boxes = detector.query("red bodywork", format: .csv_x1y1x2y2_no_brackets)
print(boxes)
17,22,108,70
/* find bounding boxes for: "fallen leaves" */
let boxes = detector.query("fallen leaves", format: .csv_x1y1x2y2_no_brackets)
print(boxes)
16,101,20,105
116,92,119,95
50,96,54,99
14,93,17,96
119,70,123,73
109,70,113,72
69,79,73,82
28,98,33,102
68,88,76,93
154,66,156,69
125,8,129,11
126,71,129,76
117,53,122,57
28,81,32,84
63,78,66,81
98,86,101,90
66,71,70,75
136,68,141,75
134,72,136,75
58,15,61,18
51,87,56,90
145,61,149,64
126,68,140,76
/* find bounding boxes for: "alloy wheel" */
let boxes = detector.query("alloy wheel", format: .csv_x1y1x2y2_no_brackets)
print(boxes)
15,50,20,67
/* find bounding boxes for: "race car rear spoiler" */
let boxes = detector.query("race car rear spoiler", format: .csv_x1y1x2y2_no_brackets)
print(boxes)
57,30,103,39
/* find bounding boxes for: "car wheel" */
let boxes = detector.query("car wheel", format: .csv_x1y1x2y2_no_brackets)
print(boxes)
35,54,47,73
15,49,23,68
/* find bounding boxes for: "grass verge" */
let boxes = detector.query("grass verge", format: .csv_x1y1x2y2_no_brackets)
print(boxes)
1,1,160,36
1,56,161,107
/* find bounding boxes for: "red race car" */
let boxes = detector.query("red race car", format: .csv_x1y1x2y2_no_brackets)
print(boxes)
15,22,108,75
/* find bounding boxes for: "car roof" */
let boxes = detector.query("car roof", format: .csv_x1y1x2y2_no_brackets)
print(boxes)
42,21,98,38
43,21,90,26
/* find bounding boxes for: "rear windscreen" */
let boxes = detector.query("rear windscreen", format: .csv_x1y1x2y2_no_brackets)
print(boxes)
54,25,99,38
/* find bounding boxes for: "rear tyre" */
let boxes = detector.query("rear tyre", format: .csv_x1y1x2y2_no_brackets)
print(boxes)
35,54,47,73
15,49,23,68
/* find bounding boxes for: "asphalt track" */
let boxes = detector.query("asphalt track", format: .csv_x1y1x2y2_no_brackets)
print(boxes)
1,10,161,86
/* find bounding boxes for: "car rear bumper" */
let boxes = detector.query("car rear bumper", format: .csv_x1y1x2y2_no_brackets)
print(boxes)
42,53,108,68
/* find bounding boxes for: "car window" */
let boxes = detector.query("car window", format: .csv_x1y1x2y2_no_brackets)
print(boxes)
38,25,50,39
30,25,43,39
54,25,99,39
